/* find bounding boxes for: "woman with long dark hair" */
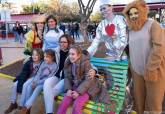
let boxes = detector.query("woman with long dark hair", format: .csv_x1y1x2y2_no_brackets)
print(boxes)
43,15,64,51
24,15,45,55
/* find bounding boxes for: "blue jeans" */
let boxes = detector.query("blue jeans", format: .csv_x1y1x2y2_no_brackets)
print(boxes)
20,77,44,109
25,84,43,109
13,32,19,42
43,76,64,113
10,81,18,103
19,78,34,107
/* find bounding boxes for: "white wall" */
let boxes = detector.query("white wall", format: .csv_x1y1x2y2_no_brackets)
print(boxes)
0,9,11,21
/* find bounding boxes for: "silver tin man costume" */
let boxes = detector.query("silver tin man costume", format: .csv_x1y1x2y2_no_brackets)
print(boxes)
87,15,127,60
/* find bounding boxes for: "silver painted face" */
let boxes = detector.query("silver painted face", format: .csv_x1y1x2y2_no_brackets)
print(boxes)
100,4,113,18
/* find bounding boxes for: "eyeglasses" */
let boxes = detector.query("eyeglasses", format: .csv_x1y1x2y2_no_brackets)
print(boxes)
60,41,68,43
48,21,55,23
36,22,44,24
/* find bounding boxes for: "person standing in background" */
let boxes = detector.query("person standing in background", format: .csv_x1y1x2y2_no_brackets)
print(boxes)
15,21,24,44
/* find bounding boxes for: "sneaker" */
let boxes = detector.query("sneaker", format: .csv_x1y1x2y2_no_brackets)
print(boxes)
4,103,18,114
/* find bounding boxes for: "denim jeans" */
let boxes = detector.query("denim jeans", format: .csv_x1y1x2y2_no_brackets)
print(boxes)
19,78,34,107
20,77,44,109
43,76,64,113
25,84,43,109
10,81,18,103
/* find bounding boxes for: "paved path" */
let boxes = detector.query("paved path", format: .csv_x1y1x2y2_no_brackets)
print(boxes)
0,77,13,114
0,77,72,114
0,40,29,113
0,40,26,65
0,77,45,114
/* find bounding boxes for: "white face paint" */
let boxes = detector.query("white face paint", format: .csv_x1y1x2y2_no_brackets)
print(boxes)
100,4,113,18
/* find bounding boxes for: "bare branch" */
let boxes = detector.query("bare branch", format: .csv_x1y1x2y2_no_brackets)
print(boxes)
78,0,82,14
78,0,85,14
77,0,97,43
85,0,92,14
88,0,97,13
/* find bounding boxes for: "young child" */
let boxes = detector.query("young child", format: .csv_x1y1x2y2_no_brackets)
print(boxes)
18,49,57,114
4,48,44,114
57,45,93,114
88,68,117,114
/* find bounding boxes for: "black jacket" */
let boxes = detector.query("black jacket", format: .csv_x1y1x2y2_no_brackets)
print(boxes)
13,57,33,93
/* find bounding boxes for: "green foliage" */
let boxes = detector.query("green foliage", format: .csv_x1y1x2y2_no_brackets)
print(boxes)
45,0,80,22
22,2,48,13
90,11,102,23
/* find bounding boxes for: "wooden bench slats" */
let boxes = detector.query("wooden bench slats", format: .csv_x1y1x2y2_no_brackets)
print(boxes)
92,62,128,70
90,57,128,65
113,78,127,83
106,69,126,74
110,73,127,79
91,60,127,66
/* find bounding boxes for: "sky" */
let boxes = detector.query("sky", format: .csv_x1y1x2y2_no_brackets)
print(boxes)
3,0,164,5
83,0,165,12
1,0,164,12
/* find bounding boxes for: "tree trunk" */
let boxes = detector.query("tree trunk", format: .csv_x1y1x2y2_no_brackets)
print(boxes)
78,0,97,45
80,20,89,44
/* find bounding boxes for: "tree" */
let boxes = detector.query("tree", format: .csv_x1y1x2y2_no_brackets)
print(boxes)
22,0,80,22
78,0,97,43
22,2,47,13
45,0,68,20
90,11,102,23
0,1,13,9
43,0,80,22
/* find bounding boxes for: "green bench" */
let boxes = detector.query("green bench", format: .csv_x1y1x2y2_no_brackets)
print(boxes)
56,57,128,114
0,57,128,114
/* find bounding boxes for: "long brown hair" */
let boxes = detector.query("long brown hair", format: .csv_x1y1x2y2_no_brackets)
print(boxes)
69,45,82,58
46,15,59,33
59,34,75,48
